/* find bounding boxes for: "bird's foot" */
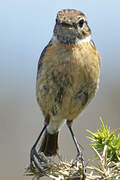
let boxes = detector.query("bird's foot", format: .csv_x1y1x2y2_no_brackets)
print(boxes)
72,153,86,180
30,147,48,173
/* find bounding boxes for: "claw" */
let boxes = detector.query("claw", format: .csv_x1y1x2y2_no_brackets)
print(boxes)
30,150,43,173
30,147,43,165
30,124,47,171
30,147,50,174
71,153,86,180
67,121,86,180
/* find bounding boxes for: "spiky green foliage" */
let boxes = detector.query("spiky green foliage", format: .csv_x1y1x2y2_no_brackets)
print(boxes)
87,118,120,162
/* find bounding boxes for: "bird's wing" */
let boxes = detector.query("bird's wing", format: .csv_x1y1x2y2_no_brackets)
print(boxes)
37,40,52,79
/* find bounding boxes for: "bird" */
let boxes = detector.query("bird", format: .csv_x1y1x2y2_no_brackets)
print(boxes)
30,9,101,179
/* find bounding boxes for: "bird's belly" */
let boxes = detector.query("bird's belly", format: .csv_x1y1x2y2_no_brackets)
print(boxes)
37,44,100,122
37,65,98,121
36,42,100,133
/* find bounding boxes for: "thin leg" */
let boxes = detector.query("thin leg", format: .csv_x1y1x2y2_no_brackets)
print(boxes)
30,124,47,169
67,121,86,180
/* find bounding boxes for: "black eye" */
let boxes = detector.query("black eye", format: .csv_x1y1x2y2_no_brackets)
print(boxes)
78,19,84,28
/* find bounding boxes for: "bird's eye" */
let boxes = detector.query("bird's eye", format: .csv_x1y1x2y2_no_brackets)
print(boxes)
78,19,84,28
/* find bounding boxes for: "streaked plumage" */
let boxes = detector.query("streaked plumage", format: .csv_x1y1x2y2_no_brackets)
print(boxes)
37,41,100,135
30,10,101,176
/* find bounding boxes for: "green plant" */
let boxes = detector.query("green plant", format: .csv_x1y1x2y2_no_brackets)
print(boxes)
87,118,120,162
25,118,120,180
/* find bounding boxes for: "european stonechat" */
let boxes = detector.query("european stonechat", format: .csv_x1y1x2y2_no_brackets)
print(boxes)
30,9,100,179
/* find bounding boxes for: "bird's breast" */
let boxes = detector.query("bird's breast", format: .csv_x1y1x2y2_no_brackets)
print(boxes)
46,42,100,90
37,42,100,119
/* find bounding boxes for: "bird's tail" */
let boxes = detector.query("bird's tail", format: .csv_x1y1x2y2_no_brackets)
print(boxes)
39,130,59,156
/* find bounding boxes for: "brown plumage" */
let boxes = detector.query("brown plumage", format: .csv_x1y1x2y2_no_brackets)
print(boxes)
36,42,100,155
34,9,100,157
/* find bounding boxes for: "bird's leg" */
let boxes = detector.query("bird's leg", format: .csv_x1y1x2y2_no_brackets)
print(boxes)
67,120,86,180
30,124,47,170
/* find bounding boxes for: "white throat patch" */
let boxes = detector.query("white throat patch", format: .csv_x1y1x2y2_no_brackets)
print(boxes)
52,35,91,45
75,35,91,45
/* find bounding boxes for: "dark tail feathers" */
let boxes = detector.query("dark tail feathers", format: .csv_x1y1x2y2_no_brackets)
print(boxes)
39,130,59,156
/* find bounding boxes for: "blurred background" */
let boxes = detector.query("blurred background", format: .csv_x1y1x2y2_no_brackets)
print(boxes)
0,0,120,180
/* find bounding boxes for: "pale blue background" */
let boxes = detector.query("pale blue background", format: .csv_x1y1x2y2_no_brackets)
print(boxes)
0,1,120,180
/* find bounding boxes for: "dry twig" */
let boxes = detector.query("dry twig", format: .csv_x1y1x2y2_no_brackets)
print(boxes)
25,146,120,180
